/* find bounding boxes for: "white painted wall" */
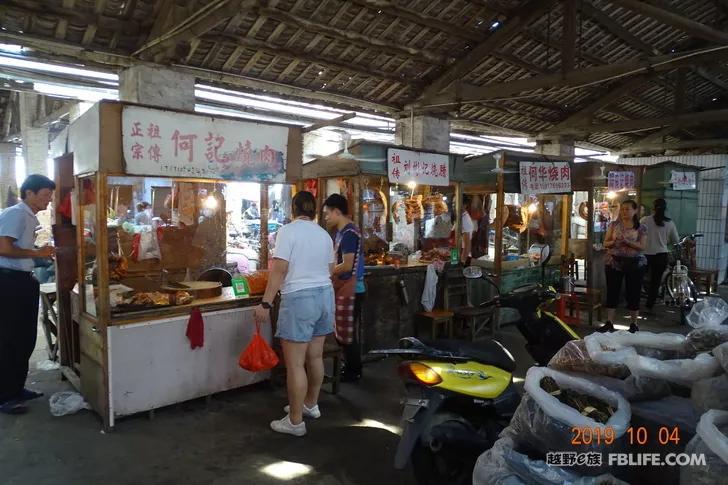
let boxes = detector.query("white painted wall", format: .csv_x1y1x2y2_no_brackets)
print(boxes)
619,154,728,282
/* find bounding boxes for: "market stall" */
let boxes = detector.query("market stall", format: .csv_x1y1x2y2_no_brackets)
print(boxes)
51,101,302,429
302,141,465,350
463,151,572,293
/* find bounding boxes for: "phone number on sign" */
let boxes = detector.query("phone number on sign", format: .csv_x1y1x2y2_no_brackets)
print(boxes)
571,426,681,446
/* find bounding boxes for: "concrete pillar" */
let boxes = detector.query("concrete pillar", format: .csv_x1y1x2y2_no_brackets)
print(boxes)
395,115,450,152
18,92,49,176
68,101,93,122
0,143,18,208
119,65,196,111
534,137,576,157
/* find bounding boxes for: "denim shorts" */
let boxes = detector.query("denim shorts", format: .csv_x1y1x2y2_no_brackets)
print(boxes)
276,285,335,343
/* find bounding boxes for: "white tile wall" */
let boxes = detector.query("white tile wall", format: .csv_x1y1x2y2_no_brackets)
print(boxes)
619,154,728,282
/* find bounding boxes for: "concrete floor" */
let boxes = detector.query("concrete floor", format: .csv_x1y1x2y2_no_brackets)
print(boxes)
0,295,710,485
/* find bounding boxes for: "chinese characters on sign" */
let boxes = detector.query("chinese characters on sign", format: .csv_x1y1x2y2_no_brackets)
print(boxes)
671,171,697,190
122,106,289,182
387,148,450,187
608,171,636,191
519,161,572,194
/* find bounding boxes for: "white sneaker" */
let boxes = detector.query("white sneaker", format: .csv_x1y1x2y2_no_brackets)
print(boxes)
283,403,321,419
270,415,307,437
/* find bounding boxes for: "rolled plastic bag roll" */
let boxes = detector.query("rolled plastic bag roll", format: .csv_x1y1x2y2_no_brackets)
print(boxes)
680,410,728,485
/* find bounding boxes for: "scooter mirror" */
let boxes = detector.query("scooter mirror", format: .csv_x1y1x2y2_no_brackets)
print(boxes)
463,265,483,279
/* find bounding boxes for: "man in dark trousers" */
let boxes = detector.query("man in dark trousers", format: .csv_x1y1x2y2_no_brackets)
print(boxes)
323,194,365,382
0,174,55,414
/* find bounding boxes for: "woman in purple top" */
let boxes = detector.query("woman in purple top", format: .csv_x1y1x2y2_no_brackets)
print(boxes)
598,200,647,333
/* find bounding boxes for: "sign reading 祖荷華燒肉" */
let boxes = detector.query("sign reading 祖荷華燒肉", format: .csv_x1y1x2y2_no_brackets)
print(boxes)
519,161,572,194
122,106,289,182
387,148,450,186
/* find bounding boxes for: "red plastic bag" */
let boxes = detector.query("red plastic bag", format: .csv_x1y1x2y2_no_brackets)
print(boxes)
239,323,279,372
130,233,141,262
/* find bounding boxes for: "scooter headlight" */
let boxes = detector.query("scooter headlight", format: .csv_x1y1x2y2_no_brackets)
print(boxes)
398,362,443,386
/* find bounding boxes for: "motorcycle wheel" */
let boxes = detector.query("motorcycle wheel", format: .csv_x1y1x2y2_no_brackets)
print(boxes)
410,414,491,485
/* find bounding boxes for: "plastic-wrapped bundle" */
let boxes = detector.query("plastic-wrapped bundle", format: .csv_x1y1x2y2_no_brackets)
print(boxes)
585,331,719,387
680,410,728,485
507,368,631,476
715,342,728,373
685,296,728,328
692,374,728,415
473,434,629,485
548,340,630,379
564,371,672,403
687,326,728,353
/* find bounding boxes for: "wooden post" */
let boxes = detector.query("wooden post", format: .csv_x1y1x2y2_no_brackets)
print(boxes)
562,194,571,257
260,183,269,270
352,176,361,230
494,153,506,287
586,186,595,326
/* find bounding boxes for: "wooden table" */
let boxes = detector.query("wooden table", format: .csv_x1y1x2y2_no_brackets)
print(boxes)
39,282,59,361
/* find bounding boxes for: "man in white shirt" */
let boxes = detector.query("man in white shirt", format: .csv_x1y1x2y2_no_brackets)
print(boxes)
0,174,55,415
461,195,477,265
254,191,335,437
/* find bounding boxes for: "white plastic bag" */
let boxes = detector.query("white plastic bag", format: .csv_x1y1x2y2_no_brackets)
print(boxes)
138,228,161,260
692,374,728,414
625,352,720,387
680,410,728,485
522,367,631,437
420,264,437,312
686,296,728,328
49,391,91,417
36,359,60,371
584,331,686,368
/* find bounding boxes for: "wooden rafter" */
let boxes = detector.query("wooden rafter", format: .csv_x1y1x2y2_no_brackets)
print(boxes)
562,0,577,73
0,0,142,36
259,8,450,66
134,0,256,60
581,1,660,55
608,0,728,45
417,0,559,102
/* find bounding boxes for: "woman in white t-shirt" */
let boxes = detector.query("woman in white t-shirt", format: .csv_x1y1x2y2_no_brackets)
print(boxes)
640,198,679,314
461,195,477,264
254,191,335,437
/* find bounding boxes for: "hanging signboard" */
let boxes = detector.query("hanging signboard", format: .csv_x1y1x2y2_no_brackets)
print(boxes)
671,171,697,190
519,161,571,194
607,171,636,191
122,106,289,182
387,148,450,186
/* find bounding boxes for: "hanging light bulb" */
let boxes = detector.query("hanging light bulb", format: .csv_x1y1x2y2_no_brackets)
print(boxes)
528,201,539,214
606,191,617,200
204,193,219,210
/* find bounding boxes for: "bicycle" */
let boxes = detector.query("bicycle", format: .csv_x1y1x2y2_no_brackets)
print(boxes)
643,233,703,317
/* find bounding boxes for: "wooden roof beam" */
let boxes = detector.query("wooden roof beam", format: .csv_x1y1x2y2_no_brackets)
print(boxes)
608,0,728,45
550,75,653,129
423,46,728,107
539,108,728,136
260,7,449,66
618,138,728,154
417,0,560,102
133,0,256,60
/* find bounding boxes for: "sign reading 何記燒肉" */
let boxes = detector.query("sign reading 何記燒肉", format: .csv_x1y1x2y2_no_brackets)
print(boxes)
387,148,450,187
122,106,289,182
671,171,697,190
519,162,572,194
608,171,636,191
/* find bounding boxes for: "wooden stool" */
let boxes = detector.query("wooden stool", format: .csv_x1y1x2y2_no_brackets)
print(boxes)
271,339,342,395
453,306,494,341
689,269,719,295
573,287,602,326
416,310,455,339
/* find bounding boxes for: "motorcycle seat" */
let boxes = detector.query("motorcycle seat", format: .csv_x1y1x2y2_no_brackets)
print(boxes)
425,339,517,373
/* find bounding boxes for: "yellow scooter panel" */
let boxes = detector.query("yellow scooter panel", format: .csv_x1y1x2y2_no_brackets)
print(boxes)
418,360,512,399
